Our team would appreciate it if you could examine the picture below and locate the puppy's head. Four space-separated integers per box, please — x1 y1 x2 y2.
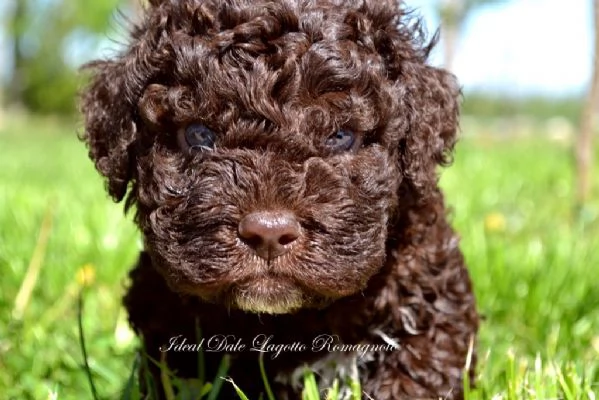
82 0 459 314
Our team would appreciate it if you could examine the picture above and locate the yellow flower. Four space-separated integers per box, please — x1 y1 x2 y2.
76 264 96 287
484 212 506 233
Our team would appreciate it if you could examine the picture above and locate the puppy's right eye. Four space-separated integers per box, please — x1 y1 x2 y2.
178 123 216 151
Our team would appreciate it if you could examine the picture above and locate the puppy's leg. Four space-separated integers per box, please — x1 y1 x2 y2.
123 253 204 398
123 252 275 399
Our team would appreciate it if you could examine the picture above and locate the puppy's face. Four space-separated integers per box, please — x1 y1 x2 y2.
82 0 459 314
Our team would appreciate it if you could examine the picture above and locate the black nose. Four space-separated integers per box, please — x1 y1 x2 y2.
238 211 301 261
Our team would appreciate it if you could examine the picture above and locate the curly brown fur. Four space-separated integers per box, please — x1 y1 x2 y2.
81 0 478 398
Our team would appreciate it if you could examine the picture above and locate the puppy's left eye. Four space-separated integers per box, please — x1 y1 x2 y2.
324 129 355 152
179 123 216 151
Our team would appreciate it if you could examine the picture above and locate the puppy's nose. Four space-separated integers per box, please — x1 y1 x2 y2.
238 211 301 261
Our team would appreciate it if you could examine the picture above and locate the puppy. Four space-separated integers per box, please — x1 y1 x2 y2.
82 0 479 398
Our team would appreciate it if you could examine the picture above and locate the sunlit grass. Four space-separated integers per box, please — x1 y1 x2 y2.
0 114 598 399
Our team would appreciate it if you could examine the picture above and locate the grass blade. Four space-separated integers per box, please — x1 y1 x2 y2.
12 203 53 320
259 348 275 400
207 354 231 400
77 287 100 400
223 377 250 400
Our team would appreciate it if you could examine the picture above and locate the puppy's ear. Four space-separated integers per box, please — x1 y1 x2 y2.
399 64 460 199
81 59 137 202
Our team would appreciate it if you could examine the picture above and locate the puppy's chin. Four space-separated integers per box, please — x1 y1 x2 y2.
230 277 306 314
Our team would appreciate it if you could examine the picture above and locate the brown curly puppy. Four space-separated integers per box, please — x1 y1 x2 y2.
82 0 479 398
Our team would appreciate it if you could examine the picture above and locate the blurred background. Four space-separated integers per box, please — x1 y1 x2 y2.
0 0 593 124
0 0 598 399
0 0 593 114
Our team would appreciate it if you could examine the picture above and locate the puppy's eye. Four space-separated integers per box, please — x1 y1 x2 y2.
324 129 355 152
180 123 216 151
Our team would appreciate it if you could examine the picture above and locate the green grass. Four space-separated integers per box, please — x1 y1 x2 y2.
0 114 598 399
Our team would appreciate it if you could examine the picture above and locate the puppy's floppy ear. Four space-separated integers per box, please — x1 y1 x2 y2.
81 59 137 202
81 4 171 202
399 64 460 199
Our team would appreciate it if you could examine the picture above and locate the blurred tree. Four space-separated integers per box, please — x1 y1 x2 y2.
576 0 598 212
7 0 26 108
6 0 124 115
438 0 506 71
